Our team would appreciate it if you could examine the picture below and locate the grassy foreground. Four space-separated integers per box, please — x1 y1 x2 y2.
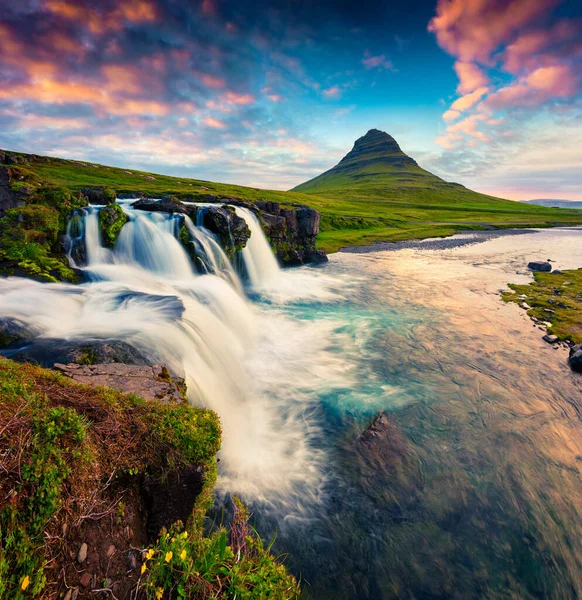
0 357 299 599
3 149 582 255
503 269 582 344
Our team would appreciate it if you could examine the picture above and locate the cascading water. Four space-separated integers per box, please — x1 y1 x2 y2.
234 206 281 288
0 200 348 515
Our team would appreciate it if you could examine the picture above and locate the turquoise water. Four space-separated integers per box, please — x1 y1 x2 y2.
246 229 582 599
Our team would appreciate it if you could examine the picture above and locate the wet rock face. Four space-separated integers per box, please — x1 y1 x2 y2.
255 201 327 266
0 166 26 213
6 339 149 368
132 198 188 214
200 205 251 257
54 363 186 403
82 186 116 205
99 204 128 247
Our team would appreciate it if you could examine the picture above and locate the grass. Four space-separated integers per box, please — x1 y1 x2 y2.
0 357 298 599
502 269 582 344
3 149 582 255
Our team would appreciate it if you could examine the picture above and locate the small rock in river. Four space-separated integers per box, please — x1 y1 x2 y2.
528 261 552 272
77 543 87 564
543 334 559 344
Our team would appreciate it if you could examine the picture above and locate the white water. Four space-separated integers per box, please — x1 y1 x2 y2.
234 206 281 289
0 201 352 514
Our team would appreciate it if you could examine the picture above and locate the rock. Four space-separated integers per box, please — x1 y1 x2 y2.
521 302 531 309
79 572 92 587
0 166 26 214
0 317 40 348
569 344 582 357
569 350 582 373
81 186 116 204
8 339 149 368
77 543 88 563
552 270 563 274
548 298 556 304
132 198 188 214
199 205 251 257
128 552 137 571
557 302 567 309
54 363 186 402
543 334 559 344
528 261 551 272
99 204 128 248
106 544 116 557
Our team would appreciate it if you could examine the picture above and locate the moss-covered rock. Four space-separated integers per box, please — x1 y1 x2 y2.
98 204 128 248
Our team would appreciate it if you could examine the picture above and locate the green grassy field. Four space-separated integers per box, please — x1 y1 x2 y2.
4 145 582 254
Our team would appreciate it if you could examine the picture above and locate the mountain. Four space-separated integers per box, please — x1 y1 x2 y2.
291 129 502 204
522 199 582 209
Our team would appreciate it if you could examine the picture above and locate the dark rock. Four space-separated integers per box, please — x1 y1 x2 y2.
552 269 563 274
569 344 582 358
141 465 204 540
528 261 552 272
0 166 26 213
0 318 40 348
542 334 559 343
81 186 116 205
6 338 149 367
54 363 186 402
132 198 188 214
548 298 556 304
200 205 251 257
569 350 582 373
99 204 128 248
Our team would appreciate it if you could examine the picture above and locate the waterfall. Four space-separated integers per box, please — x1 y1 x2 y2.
0 200 331 513
234 207 281 288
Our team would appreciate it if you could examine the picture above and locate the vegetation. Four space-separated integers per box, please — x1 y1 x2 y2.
503 269 582 343
99 203 129 247
3 148 582 254
0 358 297 598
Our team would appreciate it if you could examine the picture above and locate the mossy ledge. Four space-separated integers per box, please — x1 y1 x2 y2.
0 357 299 599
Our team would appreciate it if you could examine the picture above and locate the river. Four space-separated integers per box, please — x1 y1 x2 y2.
2 207 582 598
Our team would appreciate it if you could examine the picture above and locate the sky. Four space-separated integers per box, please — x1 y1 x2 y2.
0 0 581 200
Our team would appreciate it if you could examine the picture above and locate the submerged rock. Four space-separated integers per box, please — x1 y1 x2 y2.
528 261 552 272
54 363 186 403
199 205 251 257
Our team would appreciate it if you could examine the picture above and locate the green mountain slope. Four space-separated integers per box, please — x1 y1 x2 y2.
2 140 582 256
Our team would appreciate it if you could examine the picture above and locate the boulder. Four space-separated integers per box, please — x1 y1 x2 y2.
81 186 116 205
132 198 188 214
54 363 186 403
0 318 40 348
200 205 251 257
7 339 149 367
99 204 128 247
528 261 551 272
569 349 582 373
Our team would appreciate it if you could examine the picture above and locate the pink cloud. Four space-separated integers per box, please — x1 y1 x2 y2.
204 116 226 129
443 109 462 122
454 61 489 94
222 91 255 105
322 86 341 99
202 74 226 89
362 53 394 71
450 86 488 112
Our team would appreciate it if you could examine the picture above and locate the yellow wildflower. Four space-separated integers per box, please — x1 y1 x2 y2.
141 563 147 574
180 549 187 560
171 537 175 542
182 531 188 539
146 548 154 560
165 551 173 563
156 588 163 600
21 576 30 590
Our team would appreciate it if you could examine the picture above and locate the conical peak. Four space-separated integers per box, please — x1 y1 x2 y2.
337 128 415 169
352 129 403 154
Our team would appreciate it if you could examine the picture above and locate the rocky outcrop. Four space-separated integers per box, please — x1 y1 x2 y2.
254 201 327 265
198 205 251 258
132 198 189 214
54 363 186 402
99 204 128 247
0 166 26 214
82 186 116 204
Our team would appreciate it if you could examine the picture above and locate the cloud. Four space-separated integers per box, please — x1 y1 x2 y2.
322 86 342 99
362 52 394 71
429 0 582 154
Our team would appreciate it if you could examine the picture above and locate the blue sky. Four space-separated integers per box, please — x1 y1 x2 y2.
0 0 581 199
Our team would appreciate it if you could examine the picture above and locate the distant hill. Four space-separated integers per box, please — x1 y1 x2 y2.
291 129 506 205
522 199 582 209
